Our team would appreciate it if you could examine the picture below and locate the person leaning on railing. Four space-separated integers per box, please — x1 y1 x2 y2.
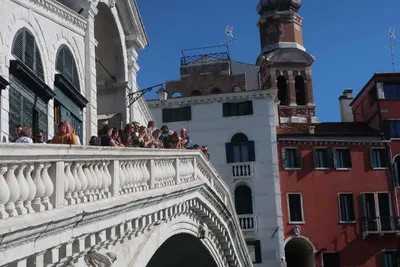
51 121 79 145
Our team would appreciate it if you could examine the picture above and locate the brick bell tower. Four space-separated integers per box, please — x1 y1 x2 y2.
256 0 318 124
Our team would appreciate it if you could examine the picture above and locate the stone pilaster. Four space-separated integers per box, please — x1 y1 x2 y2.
305 68 314 105
84 3 99 139
269 68 277 90
126 43 140 124
287 70 296 106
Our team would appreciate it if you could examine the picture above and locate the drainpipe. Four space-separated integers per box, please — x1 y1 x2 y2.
386 142 400 218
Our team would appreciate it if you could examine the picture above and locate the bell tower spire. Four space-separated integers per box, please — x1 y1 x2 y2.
256 0 318 124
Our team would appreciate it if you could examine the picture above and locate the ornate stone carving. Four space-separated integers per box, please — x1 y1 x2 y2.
293 225 301 236
108 0 116 8
84 250 117 267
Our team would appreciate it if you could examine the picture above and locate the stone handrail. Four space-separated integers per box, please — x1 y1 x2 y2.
0 144 251 266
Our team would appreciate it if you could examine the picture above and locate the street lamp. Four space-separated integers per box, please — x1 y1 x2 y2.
127 83 166 108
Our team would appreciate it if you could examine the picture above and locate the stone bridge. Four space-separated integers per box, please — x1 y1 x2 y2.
0 144 252 267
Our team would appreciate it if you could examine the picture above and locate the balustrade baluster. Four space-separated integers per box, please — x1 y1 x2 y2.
0 165 10 219
77 163 88 202
32 163 45 212
124 161 132 193
15 164 28 215
97 162 106 199
5 163 19 217
104 161 112 197
142 161 150 191
41 163 54 210
82 162 94 202
24 164 35 214
135 161 142 191
119 161 126 194
64 163 75 205
89 161 99 200
132 161 139 191
93 162 103 199
63 163 69 206
71 163 81 204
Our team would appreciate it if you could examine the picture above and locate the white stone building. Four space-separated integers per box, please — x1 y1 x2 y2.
147 51 285 267
0 0 153 144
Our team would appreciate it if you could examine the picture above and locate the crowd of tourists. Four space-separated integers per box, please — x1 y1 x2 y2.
10 121 210 159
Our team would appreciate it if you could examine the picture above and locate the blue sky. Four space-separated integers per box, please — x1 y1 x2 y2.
136 0 400 122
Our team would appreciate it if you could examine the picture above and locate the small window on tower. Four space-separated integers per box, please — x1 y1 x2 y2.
277 76 288 105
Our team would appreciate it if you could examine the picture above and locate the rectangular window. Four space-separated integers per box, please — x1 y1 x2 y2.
382 251 400 267
370 148 388 169
361 192 393 232
383 83 400 99
288 193 304 223
246 240 262 264
322 252 340 267
338 194 355 222
282 148 302 169
384 120 400 139
162 106 191 123
223 101 253 117
314 148 330 168
333 148 352 169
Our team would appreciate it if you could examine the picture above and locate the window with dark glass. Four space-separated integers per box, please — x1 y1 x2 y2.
282 148 302 169
333 148 352 169
361 192 392 232
162 106 191 123
384 120 400 139
277 76 288 105
226 133 255 163
370 148 388 168
246 240 262 264
383 83 400 99
288 193 303 222
56 46 80 91
223 101 253 117
338 194 355 222
314 148 330 168
382 251 400 267
322 252 340 267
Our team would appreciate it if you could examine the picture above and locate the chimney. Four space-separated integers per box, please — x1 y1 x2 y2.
339 89 354 122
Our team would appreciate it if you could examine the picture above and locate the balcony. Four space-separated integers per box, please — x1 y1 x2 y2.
231 162 254 179
361 216 400 238
238 214 257 234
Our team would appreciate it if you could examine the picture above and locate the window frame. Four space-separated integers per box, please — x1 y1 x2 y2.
282 147 302 170
162 106 192 123
337 193 356 224
332 147 352 170
287 193 305 224
370 147 389 170
381 250 400 267
313 147 331 169
246 240 262 264
222 101 253 117
383 83 400 99
386 120 400 139
360 191 393 232
321 252 340 267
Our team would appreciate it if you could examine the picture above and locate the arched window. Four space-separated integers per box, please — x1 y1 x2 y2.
234 185 253 214
12 28 44 81
225 133 255 163
56 45 80 90
171 92 183 98
191 90 202 96
295 76 306 105
211 88 222 94
277 76 288 105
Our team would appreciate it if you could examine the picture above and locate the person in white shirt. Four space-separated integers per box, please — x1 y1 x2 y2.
15 127 33 143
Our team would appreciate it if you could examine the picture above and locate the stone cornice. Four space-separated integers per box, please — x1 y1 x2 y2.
147 89 278 108
24 0 87 31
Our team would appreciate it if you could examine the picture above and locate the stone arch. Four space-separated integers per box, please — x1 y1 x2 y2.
50 31 85 94
284 235 316 267
132 215 227 267
284 235 317 253
2 8 52 85
234 184 253 215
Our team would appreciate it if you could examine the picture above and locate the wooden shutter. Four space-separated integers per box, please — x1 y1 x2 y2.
281 148 287 169
223 103 230 117
35 45 44 81
345 149 352 168
326 148 333 168
247 141 256 162
245 101 253 115
225 143 234 163
56 47 64 72
24 31 35 70
313 148 318 168
183 106 191 121
162 109 170 123
13 31 24 61
295 148 302 168
254 240 262 263
394 162 399 187
383 120 391 139
332 148 338 168
370 148 376 169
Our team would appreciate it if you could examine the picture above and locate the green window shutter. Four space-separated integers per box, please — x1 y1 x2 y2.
225 143 234 163
327 148 333 168
56 46 80 91
247 141 256 162
246 101 253 115
35 45 44 81
24 30 35 70
281 148 287 169
345 149 352 168
56 48 64 73
332 148 338 168
223 103 230 117
383 120 391 139
394 162 399 187
295 148 302 168
13 31 24 61
370 148 376 169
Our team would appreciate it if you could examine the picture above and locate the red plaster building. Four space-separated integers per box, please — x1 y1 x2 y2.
256 1 400 267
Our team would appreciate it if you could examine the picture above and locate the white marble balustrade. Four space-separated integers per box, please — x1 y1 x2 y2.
0 144 228 221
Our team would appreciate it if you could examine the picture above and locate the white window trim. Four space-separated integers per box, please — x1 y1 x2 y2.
360 191 393 223
371 147 389 170
321 252 339 267
332 147 352 170
337 192 356 224
313 147 330 170
283 147 302 171
287 193 305 224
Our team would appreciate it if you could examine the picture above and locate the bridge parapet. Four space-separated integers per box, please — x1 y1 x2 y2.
0 144 252 267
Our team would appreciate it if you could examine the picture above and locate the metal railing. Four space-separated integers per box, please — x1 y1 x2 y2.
361 216 400 234
180 52 230 66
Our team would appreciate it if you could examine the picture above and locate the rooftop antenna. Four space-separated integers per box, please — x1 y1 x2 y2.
223 25 238 52
387 28 400 72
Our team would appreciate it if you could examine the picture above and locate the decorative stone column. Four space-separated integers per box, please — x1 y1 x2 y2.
305 68 314 105
126 41 140 124
84 3 99 140
287 70 296 106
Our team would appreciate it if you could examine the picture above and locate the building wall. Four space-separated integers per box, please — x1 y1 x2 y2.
231 62 260 91
148 91 285 267
278 140 398 267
